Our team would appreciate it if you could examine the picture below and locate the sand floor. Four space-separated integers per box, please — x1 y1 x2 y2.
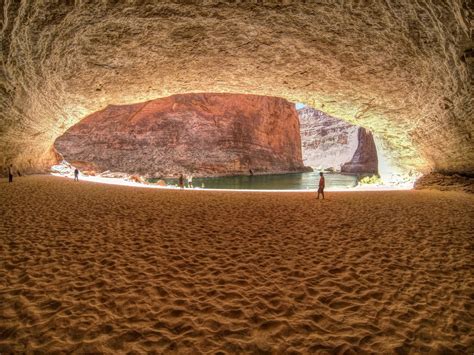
0 175 473 353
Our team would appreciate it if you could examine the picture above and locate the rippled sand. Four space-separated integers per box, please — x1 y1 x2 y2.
1 176 473 353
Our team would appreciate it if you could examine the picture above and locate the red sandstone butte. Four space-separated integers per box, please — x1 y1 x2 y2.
54 93 308 177
341 128 378 174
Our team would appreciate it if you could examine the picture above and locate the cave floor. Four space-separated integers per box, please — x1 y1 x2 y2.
1 176 473 353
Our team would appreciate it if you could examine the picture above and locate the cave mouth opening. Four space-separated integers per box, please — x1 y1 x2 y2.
52 92 413 191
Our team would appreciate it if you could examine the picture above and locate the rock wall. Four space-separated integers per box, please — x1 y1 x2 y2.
414 173 474 194
54 93 306 177
299 107 359 171
341 128 379 174
0 2 472 178
298 107 378 174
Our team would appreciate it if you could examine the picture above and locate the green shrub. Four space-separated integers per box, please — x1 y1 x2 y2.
359 175 382 185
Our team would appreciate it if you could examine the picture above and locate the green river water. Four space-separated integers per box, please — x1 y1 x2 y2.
149 172 358 190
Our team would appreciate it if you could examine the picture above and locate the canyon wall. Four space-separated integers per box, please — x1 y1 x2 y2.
54 94 306 177
298 107 378 174
341 128 378 174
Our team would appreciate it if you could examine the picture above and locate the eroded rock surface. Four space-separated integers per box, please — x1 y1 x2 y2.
341 128 378 175
299 107 378 174
0 1 472 177
299 107 358 170
414 173 474 193
54 93 306 177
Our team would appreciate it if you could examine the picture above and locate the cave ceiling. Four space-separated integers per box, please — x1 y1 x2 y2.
0 1 472 174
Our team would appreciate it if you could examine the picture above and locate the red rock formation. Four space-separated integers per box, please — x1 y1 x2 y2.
341 128 378 175
54 93 306 177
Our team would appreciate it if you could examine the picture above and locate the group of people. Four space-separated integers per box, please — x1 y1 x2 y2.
5 164 79 183
178 174 193 189
6 165 325 198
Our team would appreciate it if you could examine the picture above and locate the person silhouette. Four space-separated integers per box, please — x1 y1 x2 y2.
317 172 325 200
74 168 79 182
178 174 184 189
8 164 13 183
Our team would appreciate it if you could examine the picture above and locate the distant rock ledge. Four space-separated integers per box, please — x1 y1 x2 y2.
414 173 474 193
341 128 378 175
298 107 378 174
54 93 309 178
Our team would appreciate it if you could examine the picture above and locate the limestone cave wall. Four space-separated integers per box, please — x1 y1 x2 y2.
0 1 472 176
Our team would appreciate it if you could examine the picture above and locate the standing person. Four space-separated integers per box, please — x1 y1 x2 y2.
178 174 184 189
74 168 79 182
8 164 13 183
188 174 193 188
317 172 325 200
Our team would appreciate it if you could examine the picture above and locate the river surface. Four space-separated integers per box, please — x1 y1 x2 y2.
149 172 358 190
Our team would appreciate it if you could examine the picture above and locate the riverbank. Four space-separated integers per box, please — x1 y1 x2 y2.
1 175 472 353
52 172 414 192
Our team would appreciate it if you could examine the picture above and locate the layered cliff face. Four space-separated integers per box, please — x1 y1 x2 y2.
0 2 472 179
298 107 378 174
299 107 359 171
341 128 378 174
54 94 306 177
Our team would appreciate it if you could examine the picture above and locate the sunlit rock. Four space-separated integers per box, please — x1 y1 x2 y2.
299 107 358 170
128 175 146 184
54 93 307 177
298 107 377 174
341 128 378 175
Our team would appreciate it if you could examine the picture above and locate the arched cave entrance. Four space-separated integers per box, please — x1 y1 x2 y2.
1 2 471 187
51 93 404 189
